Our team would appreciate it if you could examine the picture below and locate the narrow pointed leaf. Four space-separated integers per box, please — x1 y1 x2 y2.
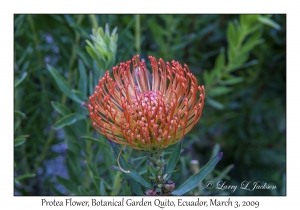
166 169 179 180
111 143 145 194
172 152 223 195
206 98 224 110
47 65 83 104
53 113 86 130
78 60 87 96
14 71 28 88
51 101 71 116
165 140 183 176
14 110 26 119
214 48 225 71
72 89 88 102
86 163 100 195
14 173 35 183
111 166 152 189
219 77 244 85
210 144 221 160
100 178 107 196
125 174 144 195
89 71 94 96
14 139 26 147
80 136 107 148
14 134 29 147
121 180 131 195
111 144 152 189
56 175 77 194
211 164 235 183
52 186 66 196
208 87 232 97
258 16 281 30
78 186 89 196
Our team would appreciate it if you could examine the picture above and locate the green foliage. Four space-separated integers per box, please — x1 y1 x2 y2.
172 152 223 195
14 14 285 196
86 24 118 71
165 140 183 177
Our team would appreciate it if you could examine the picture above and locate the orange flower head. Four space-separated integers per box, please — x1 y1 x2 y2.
89 55 205 151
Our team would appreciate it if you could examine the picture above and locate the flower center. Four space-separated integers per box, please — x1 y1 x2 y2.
121 89 179 149
129 90 169 122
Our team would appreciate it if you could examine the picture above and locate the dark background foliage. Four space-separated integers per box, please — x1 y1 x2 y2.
14 14 286 196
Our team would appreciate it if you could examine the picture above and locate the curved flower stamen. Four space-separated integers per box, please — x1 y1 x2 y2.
89 55 205 151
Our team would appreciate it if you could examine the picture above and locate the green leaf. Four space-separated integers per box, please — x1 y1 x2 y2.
210 143 221 160
203 71 212 88
124 173 144 195
80 136 107 148
51 101 71 116
14 173 35 183
86 46 98 62
72 89 88 102
206 98 224 110
165 140 183 176
56 175 77 194
66 150 83 185
14 134 29 147
14 110 26 119
111 144 152 189
166 169 179 180
86 163 99 178
89 71 94 96
97 135 116 179
129 156 148 162
64 127 82 155
247 24 261 34
240 30 263 54
148 164 157 177
211 164 235 183
47 65 83 104
52 186 66 196
121 180 132 195
214 48 225 72
86 163 101 195
100 178 107 196
75 46 91 69
14 71 28 88
240 14 259 27
111 26 118 36
53 113 86 130
78 186 89 196
172 152 223 196
14 121 20 132
227 22 238 49
208 86 232 97
239 15 248 30
258 16 281 30
239 60 259 70
111 166 152 189
78 60 87 96
219 77 244 85
235 53 249 67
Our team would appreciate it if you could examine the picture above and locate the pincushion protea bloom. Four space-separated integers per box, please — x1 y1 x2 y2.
89 55 205 151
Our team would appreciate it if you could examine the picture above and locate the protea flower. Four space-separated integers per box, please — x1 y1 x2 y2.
88 55 205 152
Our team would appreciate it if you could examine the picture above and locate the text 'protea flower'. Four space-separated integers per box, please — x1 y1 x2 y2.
89 55 205 151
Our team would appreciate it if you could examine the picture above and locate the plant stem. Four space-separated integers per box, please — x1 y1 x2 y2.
147 150 167 195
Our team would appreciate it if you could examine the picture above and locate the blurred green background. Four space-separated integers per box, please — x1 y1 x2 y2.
14 14 286 196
